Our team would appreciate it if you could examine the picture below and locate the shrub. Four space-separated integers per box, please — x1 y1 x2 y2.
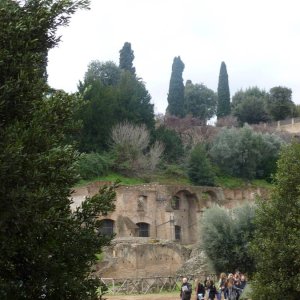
201 203 256 274
210 125 284 180
77 152 112 180
187 144 215 186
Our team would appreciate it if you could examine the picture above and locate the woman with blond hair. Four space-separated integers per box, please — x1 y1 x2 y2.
216 273 227 300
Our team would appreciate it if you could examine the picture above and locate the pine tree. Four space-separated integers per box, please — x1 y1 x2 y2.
217 61 231 119
167 56 185 117
119 42 136 75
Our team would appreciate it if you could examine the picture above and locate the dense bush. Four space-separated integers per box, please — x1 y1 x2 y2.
201 203 256 274
154 125 184 162
187 144 215 186
77 152 112 180
210 125 284 180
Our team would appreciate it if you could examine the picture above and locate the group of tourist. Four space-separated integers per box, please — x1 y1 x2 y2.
180 271 247 300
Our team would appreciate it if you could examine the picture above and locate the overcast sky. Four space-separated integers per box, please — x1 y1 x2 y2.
47 0 300 114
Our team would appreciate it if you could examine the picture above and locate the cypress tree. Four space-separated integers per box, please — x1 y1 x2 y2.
167 56 185 117
217 61 231 118
119 42 136 75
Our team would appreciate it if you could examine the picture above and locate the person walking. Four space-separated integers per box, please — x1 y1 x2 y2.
180 277 192 300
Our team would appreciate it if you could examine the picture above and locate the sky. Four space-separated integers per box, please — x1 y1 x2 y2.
47 0 300 114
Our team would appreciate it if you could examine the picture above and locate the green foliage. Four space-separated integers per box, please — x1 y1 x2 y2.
184 81 217 122
119 41 135 75
81 60 121 86
188 144 215 186
232 87 270 125
201 204 256 274
76 172 145 187
210 125 284 180
267 86 294 121
250 142 300 299
77 152 112 180
154 125 184 162
0 1 119 299
167 56 185 117
217 61 231 118
77 64 155 152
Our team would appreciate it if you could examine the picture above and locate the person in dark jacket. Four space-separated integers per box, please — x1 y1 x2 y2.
180 277 192 300
195 278 205 300
207 280 217 300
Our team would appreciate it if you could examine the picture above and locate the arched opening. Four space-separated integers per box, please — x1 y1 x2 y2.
136 222 150 237
99 219 114 236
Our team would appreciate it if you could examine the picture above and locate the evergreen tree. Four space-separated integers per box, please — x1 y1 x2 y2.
217 61 231 119
251 142 300 299
77 63 155 152
188 144 215 186
119 42 136 75
167 56 185 117
0 1 117 298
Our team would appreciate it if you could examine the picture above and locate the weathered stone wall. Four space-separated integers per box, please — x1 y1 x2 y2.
72 183 268 245
72 183 269 278
97 238 191 279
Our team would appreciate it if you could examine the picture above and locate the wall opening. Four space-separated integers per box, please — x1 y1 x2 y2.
99 219 114 237
175 225 181 241
136 222 150 237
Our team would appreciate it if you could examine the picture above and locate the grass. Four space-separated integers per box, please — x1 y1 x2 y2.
215 175 273 189
75 172 145 187
75 171 273 190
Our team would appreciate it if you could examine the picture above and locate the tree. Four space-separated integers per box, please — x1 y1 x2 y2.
184 80 217 123
154 125 184 163
187 144 215 186
267 86 294 120
82 60 121 86
251 142 300 299
232 87 270 125
201 204 256 274
119 42 135 75
0 1 117 298
110 122 164 176
167 56 185 117
210 125 284 180
217 61 231 119
77 61 155 152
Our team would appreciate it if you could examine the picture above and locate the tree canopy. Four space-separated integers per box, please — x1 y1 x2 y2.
267 86 294 121
0 1 118 298
184 80 217 123
251 142 300 299
77 60 155 152
119 41 136 75
232 87 270 125
167 56 185 117
217 61 231 119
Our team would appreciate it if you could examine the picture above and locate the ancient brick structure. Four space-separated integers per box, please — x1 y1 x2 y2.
72 183 266 244
72 183 267 278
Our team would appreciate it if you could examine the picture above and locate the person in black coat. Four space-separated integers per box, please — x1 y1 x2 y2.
195 279 205 299
207 280 217 300
180 277 192 300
